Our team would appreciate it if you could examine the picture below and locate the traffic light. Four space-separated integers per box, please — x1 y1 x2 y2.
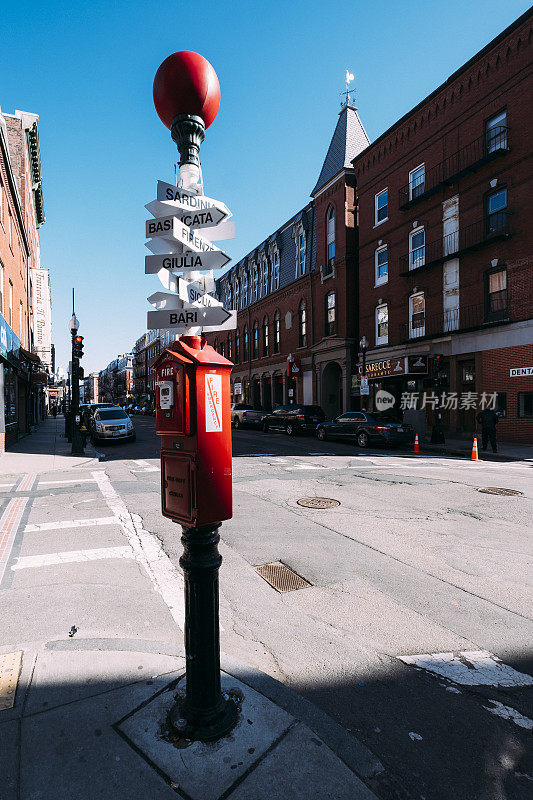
73 335 84 359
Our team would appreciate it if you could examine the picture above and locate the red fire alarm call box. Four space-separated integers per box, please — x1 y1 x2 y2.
154 335 233 528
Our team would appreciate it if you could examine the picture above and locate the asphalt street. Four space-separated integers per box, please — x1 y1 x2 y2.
2 415 532 800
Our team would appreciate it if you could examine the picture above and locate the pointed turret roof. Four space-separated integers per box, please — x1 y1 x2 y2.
311 104 370 196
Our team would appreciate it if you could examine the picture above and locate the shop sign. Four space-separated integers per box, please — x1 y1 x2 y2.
510 367 533 377
358 355 428 379
351 375 361 395
0 314 21 365
234 381 242 395
406 355 428 374
287 357 301 377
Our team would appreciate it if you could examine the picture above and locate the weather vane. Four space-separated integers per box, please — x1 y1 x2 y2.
341 69 355 107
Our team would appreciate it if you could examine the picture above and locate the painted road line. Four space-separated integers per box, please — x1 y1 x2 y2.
482 700 533 730
23 516 120 533
38 478 99 486
398 650 533 687
11 546 134 570
0 497 29 584
17 474 36 492
92 470 187 631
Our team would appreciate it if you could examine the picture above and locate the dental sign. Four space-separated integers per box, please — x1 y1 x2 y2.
144 180 237 333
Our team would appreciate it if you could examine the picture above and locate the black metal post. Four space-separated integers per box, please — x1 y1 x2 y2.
169 523 238 741
361 346 367 412
70 330 85 455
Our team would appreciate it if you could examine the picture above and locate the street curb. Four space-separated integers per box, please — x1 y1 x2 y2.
421 444 532 463
24 637 383 782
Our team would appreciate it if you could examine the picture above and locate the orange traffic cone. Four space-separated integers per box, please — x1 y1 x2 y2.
412 433 420 454
470 436 479 461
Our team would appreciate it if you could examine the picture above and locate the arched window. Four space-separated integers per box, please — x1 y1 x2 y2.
298 231 306 276
325 292 336 336
262 316 269 357
326 206 335 274
274 310 281 354
235 330 240 363
220 340 225 358
252 321 259 360
243 272 248 306
253 265 259 299
298 300 307 347
235 278 240 309
272 250 280 290
227 333 233 361
243 326 249 361
214 337 218 352
263 258 269 296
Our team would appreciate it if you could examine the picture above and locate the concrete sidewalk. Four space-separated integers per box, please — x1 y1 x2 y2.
422 435 533 462
0 442 382 800
0 415 98 474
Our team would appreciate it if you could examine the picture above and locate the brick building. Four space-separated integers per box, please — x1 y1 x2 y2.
207 102 369 420
0 108 46 449
353 9 533 442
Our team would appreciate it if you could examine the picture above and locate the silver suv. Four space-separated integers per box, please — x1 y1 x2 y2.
91 408 135 442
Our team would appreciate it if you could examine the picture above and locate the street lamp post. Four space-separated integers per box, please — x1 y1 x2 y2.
68 302 85 455
359 335 368 411
152 51 238 742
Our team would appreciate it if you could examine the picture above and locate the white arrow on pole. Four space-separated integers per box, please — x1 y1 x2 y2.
156 180 231 219
145 251 230 274
146 199 229 229
147 291 184 310
145 213 235 243
147 305 235 331
177 279 222 308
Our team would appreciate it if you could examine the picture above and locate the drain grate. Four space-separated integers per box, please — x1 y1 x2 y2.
478 487 524 496
297 497 340 509
254 562 311 593
0 651 22 711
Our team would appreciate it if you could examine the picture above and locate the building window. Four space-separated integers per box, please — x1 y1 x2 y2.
243 326 249 361
274 311 280 354
252 322 258 359
409 292 425 338
298 301 307 347
213 338 218 353
486 188 507 236
0 262 4 315
251 265 257 300
409 164 425 200
8 280 13 326
518 393 533 419
325 292 336 336
298 231 306 276
19 301 23 342
262 316 269 357
262 258 269 296
376 304 388 345
486 110 507 153
272 250 280 290
243 272 248 305
8 210 12 248
375 245 388 285
235 278 240 310
409 227 425 270
325 206 335 274
485 267 507 320
227 333 232 361
235 330 240 363
375 189 388 224
0 179 3 224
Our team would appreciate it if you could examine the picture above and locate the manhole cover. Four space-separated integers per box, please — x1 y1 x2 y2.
254 562 311 593
477 487 524 496
297 497 340 509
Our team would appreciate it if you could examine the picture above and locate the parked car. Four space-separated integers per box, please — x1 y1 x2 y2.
316 412 414 448
261 405 326 436
83 402 118 429
231 403 252 428
90 408 136 443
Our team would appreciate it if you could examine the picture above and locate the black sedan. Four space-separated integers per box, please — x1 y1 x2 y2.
316 412 415 448
262 404 326 436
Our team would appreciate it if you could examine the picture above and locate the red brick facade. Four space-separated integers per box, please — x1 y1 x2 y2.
352 10 532 442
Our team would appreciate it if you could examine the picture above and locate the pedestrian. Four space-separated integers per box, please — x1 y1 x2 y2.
476 407 499 453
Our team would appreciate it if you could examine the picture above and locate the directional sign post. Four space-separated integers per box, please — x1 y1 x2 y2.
147 305 234 331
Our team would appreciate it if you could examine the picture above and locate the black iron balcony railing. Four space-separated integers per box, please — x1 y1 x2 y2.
398 298 511 342
398 126 508 209
399 211 510 275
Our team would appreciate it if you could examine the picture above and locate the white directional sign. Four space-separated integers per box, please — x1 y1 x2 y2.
156 180 231 219
147 291 184 310
145 250 230 274
146 198 229 230
147 306 236 331
145 215 233 252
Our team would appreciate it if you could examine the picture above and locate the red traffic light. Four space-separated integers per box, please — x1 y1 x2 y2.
75 335 83 344
153 51 221 130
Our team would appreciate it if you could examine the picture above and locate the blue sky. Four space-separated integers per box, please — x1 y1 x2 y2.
1 0 529 374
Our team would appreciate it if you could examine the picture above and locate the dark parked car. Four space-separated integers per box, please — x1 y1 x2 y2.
316 412 414 448
262 405 326 436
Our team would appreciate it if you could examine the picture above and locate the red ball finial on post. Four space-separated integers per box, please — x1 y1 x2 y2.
153 51 220 187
